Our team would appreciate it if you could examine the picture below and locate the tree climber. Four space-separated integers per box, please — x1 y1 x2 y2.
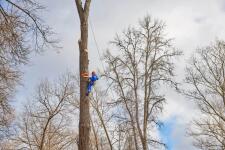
84 71 99 96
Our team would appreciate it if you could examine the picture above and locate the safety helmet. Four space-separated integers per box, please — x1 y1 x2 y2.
92 71 96 75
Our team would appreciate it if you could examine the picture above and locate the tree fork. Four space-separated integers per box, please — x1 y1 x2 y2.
74 0 91 150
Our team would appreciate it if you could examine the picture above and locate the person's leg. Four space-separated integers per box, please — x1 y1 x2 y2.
86 83 93 96
88 84 92 93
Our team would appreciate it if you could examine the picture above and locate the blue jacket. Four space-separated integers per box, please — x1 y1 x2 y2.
89 75 99 85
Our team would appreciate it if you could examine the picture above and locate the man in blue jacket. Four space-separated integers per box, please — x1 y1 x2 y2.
86 71 99 96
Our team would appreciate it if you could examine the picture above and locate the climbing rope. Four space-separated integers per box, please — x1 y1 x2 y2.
89 18 116 99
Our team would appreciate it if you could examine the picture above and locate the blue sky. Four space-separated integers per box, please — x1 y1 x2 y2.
13 0 225 149
159 116 197 150
159 118 176 150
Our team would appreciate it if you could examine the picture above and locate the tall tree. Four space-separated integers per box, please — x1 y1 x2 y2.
104 16 181 150
74 0 92 149
0 0 54 141
185 40 225 149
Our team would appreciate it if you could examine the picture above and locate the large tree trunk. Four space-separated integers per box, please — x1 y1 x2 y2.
78 19 90 150
74 0 91 150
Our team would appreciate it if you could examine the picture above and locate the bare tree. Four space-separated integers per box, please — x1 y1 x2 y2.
0 139 17 149
74 0 92 149
0 0 55 139
90 88 114 150
103 16 181 150
184 40 225 150
14 73 77 150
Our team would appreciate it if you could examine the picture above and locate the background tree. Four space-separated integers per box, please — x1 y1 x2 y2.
90 88 114 150
103 16 181 150
14 73 77 150
185 40 225 149
0 0 55 140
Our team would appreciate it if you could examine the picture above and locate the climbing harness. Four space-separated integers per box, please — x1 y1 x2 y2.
86 71 99 96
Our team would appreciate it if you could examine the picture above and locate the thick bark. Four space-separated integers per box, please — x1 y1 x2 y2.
78 20 90 150
74 0 91 150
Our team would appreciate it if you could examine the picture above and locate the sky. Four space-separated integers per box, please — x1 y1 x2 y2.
14 0 225 149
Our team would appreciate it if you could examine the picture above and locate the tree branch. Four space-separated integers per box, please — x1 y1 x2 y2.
5 0 47 41
74 0 84 19
84 0 91 18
